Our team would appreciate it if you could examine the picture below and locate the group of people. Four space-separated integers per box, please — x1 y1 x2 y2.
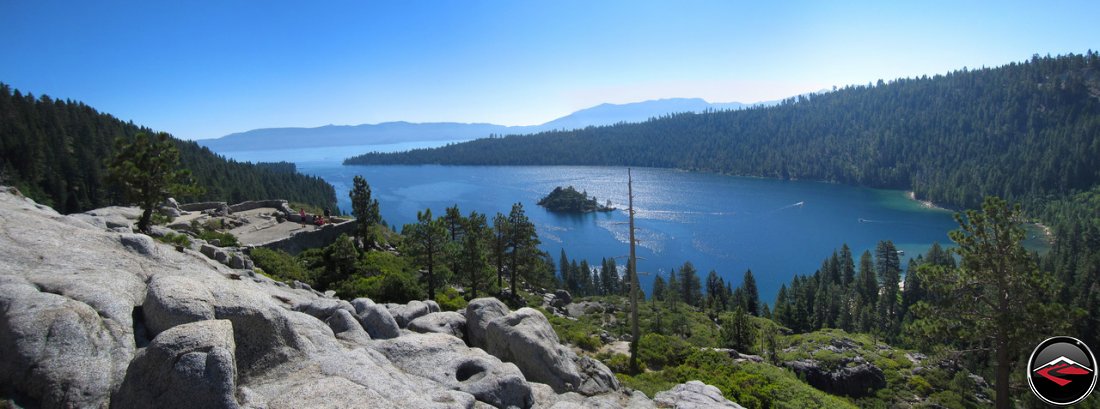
298 208 331 226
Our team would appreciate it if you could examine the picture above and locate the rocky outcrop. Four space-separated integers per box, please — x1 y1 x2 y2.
484 306 620 396
653 381 746 409
783 359 886 397
408 311 467 338
326 309 372 344
351 298 402 339
466 297 511 349
113 320 240 409
143 275 217 337
0 187 742 408
371 333 534 408
386 300 431 328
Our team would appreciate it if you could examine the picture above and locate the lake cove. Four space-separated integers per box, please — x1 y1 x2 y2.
220 147 958 303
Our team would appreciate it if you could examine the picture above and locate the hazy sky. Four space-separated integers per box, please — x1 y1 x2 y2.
1 1 1097 140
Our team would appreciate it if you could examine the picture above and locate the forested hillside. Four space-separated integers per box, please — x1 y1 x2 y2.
0 84 337 213
347 53 1100 213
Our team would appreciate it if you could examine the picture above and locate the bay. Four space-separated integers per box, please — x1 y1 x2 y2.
220 143 959 304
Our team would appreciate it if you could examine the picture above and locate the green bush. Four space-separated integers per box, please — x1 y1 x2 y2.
337 271 425 303
359 251 409 276
908 375 933 395
632 349 856 409
198 229 239 247
638 333 695 370
249 247 312 283
601 353 631 374
435 286 468 311
155 232 191 250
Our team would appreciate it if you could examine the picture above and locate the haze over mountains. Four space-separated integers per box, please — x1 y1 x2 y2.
198 98 771 152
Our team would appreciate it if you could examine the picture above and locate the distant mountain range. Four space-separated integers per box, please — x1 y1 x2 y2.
198 98 772 152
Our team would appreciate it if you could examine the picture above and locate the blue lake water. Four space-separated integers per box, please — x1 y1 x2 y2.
221 143 959 304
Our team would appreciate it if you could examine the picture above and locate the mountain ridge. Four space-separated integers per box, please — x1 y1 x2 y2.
198 98 770 152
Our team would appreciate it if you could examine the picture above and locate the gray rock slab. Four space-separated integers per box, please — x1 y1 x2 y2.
113 320 240 409
408 311 467 339
371 333 533 408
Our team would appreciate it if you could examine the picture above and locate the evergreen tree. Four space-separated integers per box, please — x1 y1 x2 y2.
705 270 723 311
652 274 666 301
678 261 703 309
722 307 757 353
840 244 856 286
599 258 618 296
491 212 510 290
875 240 902 334
774 284 791 326
559 249 572 291
899 255 924 325
855 250 879 332
666 270 681 308
402 209 448 299
570 260 581 294
579 260 592 295
107 132 201 231
911 197 1067 409
506 203 539 297
441 205 466 286
319 233 359 291
349 175 380 248
926 241 955 268
741 269 760 316
460 211 492 298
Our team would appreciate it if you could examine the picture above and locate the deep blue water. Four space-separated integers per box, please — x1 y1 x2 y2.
221 143 959 304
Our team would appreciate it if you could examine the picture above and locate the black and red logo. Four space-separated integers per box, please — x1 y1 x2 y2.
1027 336 1097 406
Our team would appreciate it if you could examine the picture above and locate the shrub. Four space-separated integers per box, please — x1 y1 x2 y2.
337 271 425 303
638 333 695 370
359 251 408 276
198 229 239 247
249 247 312 283
435 286 468 311
601 353 631 374
908 375 933 395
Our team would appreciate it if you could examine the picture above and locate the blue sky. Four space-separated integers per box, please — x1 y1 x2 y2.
1 1 1097 140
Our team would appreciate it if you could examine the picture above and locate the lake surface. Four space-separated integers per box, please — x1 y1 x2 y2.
221 143 960 304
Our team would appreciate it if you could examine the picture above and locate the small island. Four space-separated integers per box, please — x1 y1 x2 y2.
537 186 615 213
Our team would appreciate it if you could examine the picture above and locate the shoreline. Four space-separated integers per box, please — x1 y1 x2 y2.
906 191 950 211
1031 221 1054 242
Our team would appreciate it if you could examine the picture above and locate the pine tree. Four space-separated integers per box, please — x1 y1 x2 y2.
678 261 702 309
705 270 723 311
461 211 492 298
722 307 757 353
741 269 760 316
402 209 448 299
319 233 359 291
666 271 681 308
491 212 510 290
559 249 572 292
349 175 380 248
911 197 1067 409
599 258 618 296
774 284 791 326
899 256 924 324
855 250 879 332
875 240 901 334
107 132 202 232
579 260 592 296
652 274 666 301
506 203 538 297
840 244 856 286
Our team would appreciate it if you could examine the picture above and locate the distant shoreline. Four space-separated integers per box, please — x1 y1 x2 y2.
906 191 949 211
